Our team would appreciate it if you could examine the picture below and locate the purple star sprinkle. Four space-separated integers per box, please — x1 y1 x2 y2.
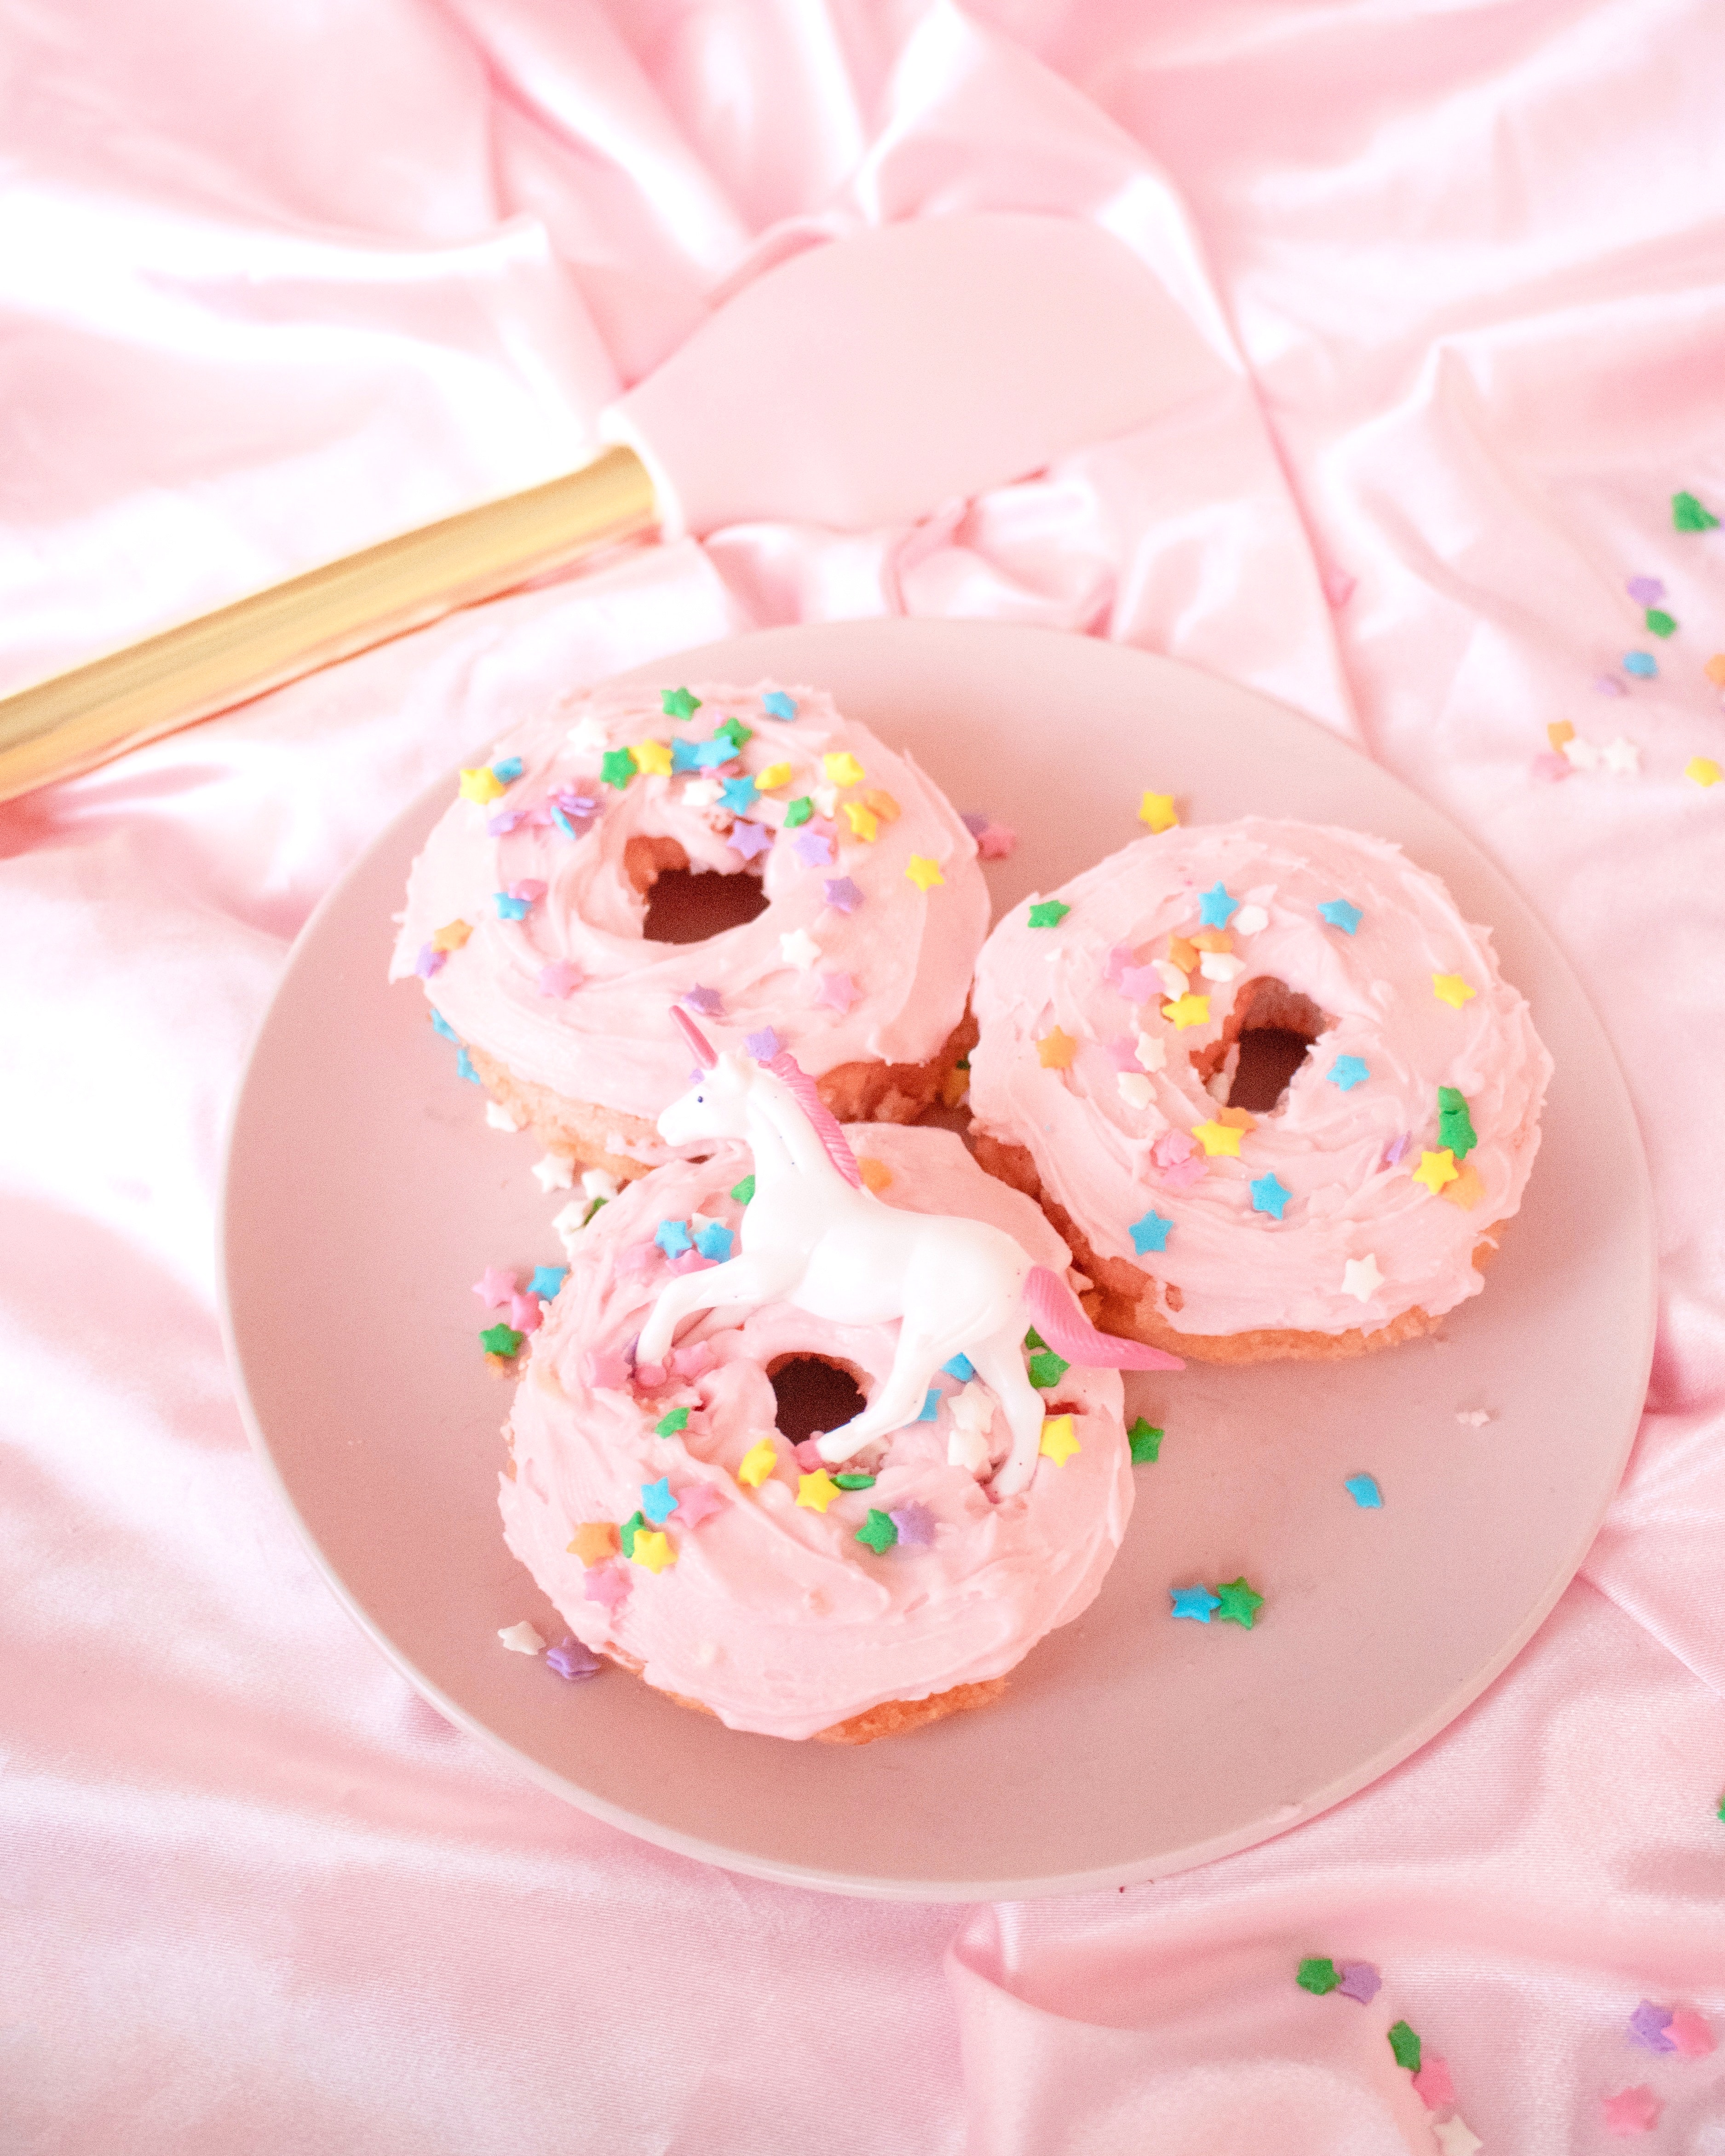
1628 2001 1676 2052
1337 1962 1381 2005
745 1026 782 1061
960 811 990 837
545 1636 602 1681
793 829 834 868
487 809 527 835
728 818 773 862
682 985 724 1018
1625 575 1665 605
889 1502 937 1547
823 876 863 913
1593 673 1628 697
415 943 446 979
1382 1132 1410 1168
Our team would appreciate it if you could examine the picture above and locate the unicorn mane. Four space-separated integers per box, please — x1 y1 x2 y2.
766 1051 862 1187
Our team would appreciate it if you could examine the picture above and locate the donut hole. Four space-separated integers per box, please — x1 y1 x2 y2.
628 833 770 944
1192 977 1333 1114
765 1354 868 1445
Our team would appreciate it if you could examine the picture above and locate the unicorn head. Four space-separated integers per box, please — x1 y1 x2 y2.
657 1007 758 1149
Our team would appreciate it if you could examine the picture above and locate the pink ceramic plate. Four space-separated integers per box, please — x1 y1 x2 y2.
220 619 1654 1900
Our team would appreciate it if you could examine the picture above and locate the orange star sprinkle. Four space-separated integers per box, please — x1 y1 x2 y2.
1432 974 1476 1009
1412 1148 1459 1194
1216 1105 1257 1133
796 1471 841 1512
1139 790 1178 834
843 801 880 842
1547 720 1575 751
1705 655 1725 687
631 1528 675 1573
1441 1161 1485 1210
864 788 901 822
1167 935 1199 972
1039 1415 1081 1465
823 751 866 788
737 1437 778 1488
631 739 673 776
905 855 945 891
1037 1027 1079 1069
1162 993 1211 1030
431 919 473 952
1191 1119 1243 1157
857 1156 893 1194
1190 929 1234 953
459 766 506 804
567 1522 620 1567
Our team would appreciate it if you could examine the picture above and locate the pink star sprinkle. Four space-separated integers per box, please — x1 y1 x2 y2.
1531 751 1572 782
510 1291 542 1334
1152 1128 1196 1167
670 1248 716 1276
537 960 582 998
1412 2057 1455 2109
674 1484 724 1529
581 1350 630 1390
1104 943 1135 987
1668 2006 1715 2057
507 879 547 904
977 823 1017 859
616 1241 658 1277
583 1564 629 1614
1161 1154 1206 1191
817 970 857 1013
1105 1036 1141 1069
671 1340 714 1379
473 1265 517 1308
1601 2087 1661 2134
793 1438 827 1470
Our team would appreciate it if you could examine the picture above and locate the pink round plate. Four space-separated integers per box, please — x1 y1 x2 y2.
220 618 1654 1900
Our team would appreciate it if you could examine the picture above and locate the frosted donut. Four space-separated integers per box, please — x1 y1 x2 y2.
391 681 987 1179
500 1123 1135 1743
968 818 1552 1361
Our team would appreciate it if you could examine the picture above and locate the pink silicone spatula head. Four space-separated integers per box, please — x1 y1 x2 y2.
603 214 1223 537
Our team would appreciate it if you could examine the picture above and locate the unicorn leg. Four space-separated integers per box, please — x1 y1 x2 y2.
965 1324 1048 1497
637 1253 793 1367
815 1330 946 1465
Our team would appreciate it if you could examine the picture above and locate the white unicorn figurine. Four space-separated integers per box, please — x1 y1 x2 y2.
635 1010 1182 1497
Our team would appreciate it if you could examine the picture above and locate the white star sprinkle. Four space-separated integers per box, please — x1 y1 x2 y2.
1342 1253 1383 1301
946 1382 995 1473
1152 958 1188 998
1455 1408 1493 1427
484 1100 522 1133
497 1622 545 1655
1561 734 1601 770
1118 1072 1153 1108
1199 951 1244 983
682 777 722 807
812 783 839 817
1601 735 1641 774
1135 1031 1166 1072
779 928 822 971
552 1201 589 1257
531 1153 575 1193
565 715 608 753
1231 903 1269 935
581 1167 621 1202
1432 2118 1483 2156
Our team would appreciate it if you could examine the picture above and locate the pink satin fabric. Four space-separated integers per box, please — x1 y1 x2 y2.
4 4 1724 2150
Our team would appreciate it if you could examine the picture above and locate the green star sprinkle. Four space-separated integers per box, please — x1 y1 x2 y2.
1645 607 1678 637
600 747 636 788
1214 1577 1265 1628
479 1323 523 1357
1673 490 1719 532
1297 1957 1341 1995
855 1509 898 1554
1387 2021 1422 2072
661 687 701 719
730 1173 756 1204
619 1510 646 1559
1024 1326 1047 1352
1027 1350 1070 1389
655 1407 689 1437
783 796 813 827
1437 1085 1477 1161
583 1196 609 1226
834 1473 876 1490
714 715 752 751
1027 899 1071 928
1127 1417 1163 1464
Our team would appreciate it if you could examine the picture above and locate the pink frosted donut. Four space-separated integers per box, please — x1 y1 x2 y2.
500 1123 1134 1743
391 681 987 1178
968 818 1552 1361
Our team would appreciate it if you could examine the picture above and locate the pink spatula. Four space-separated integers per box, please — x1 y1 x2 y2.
0 214 1219 802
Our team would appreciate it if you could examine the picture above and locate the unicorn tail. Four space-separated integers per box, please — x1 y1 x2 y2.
1023 1265 1185 1372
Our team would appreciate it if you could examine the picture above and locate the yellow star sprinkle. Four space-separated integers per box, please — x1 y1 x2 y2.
1039 1415 1081 1466
1687 756 1721 788
459 766 506 804
631 1528 675 1573
631 739 673 777
567 1522 619 1567
1432 973 1476 1008
1162 993 1211 1030
864 789 901 822
857 1156 893 1194
1191 1119 1243 1158
843 800 880 842
1036 1027 1078 1069
431 919 473 952
1441 1161 1485 1210
823 751 866 788
737 1437 778 1488
1412 1148 1459 1194
905 855 945 891
755 759 793 790
796 1471 841 1512
1139 790 1178 834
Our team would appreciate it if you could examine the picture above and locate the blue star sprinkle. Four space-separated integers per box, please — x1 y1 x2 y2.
640 1477 678 1525
1130 1210 1173 1255
1319 898 1363 935
1344 1474 1383 1508
694 1220 734 1261
941 1352 975 1381
1250 1173 1291 1220
455 1048 481 1085
431 1009 458 1042
670 737 703 773
529 1265 569 1299
719 774 759 815
762 691 797 720
1197 881 1240 928
1622 651 1658 678
692 736 736 769
654 1219 692 1258
1171 1584 1221 1622
914 1388 942 1422
490 757 523 783
493 891 531 921
1328 1055 1369 1091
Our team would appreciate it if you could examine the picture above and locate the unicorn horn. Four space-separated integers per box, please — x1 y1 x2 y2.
671 1006 718 1067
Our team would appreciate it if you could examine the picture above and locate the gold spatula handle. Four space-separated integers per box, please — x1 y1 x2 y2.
0 444 657 805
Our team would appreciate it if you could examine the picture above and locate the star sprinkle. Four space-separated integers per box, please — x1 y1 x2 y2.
823 875 862 912
1443 1166 1484 1214
510 1292 543 1334
855 1509 898 1553
682 984 724 1018
415 944 446 978
941 1352 975 1382
655 1407 690 1437
600 747 636 788
1196 882 1239 928
1171 1584 1219 1622
545 1636 601 1681
1215 1577 1264 1628
1669 2007 1716 2057
1432 974 1475 1008
1673 489 1719 530
1601 736 1641 774
796 1471 840 1512
1387 2020 1421 2072
654 1218 692 1257
807 971 857 1019
455 1047 482 1085
780 928 821 971
1139 790 1178 833
1191 1120 1242 1158
1687 757 1721 786
762 690 796 720
1341 1253 1383 1302
1037 1027 1078 1069
1199 951 1243 983
674 1483 723 1530
567 1522 619 1566
1622 651 1657 678
1344 1474 1383 1508
1600 2086 1661 2134
537 960 582 998
1129 1210 1173 1254
1162 993 1210 1030
1438 1086 1477 1159
1118 1073 1153 1108
888 1502 936 1547
1250 1173 1290 1220
833 1472 875 1490
1628 2001 1675 2052
1645 606 1680 639
1430 2121 1482 2156
719 774 759 816
662 687 701 719
473 1265 517 1308
694 1220 734 1260
1327 1055 1369 1092
1296 1957 1340 1995
1028 900 1070 928
584 1563 628 1614
1413 1149 1459 1195
460 766 507 804
431 919 473 952
1135 1031 1166 1072
1035 1416 1078 1465
1128 1418 1163 1464
857 1156 891 1193
1337 1961 1381 2005
479 1323 523 1357
1627 574 1665 603
640 1477 678 1525
783 795 813 826
1028 1349 1070 1389
841 801 879 842
912 1387 942 1423
1709 654 1725 686
497 1621 544 1654
1319 898 1362 934
670 737 703 774
493 890 532 921
737 1437 777 1488
631 1528 675 1573
822 750 864 788
631 739 673 777
484 1100 521 1132
905 855 944 891
1117 963 1162 1005
728 818 772 861
755 759 792 791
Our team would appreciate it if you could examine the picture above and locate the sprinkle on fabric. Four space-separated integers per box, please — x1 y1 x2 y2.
1328 1055 1368 1092
1431 2119 1483 2156
567 1522 619 1566
889 1501 936 1547
1250 1173 1291 1220
780 928 821 970
682 984 724 1018
729 818 772 861
431 919 473 952
631 1528 675 1573
1644 608 1677 638
473 1265 517 1308
1413 1149 1459 1195
783 795 813 827
1214 1577 1264 1628
737 1438 777 1488
1028 899 1070 928
1411 2055 1455 2107
655 1407 690 1437
640 1477 678 1525
1628 2001 1675 2052
842 800 879 842
654 1219 692 1257
762 690 797 720
1171 1584 1220 1622
1432 973 1476 1008
479 1323 523 1357
1028 1349 1070 1389
1669 2006 1716 2057
1037 1027 1078 1069
1337 1962 1381 2005
1387 2021 1422 2072
1622 651 1658 678
1673 489 1719 530
1128 1418 1163 1464
731 1173 757 1205
1345 1474 1383 1508
498 1621 545 1655
1191 1120 1242 1158
460 766 507 804
1162 992 1210 1030
1296 1958 1340 1995
1039 1416 1080 1464
823 875 863 912
1130 1209 1173 1255
856 1509 898 1553
1197 882 1240 928
1687 757 1721 786
796 1470 840 1512
1342 1253 1383 1301
1319 898 1363 934
1139 790 1179 833
857 1155 891 1193
694 1220 734 1260
1600 2087 1662 2134
662 687 701 718
545 1637 601 1681
905 855 944 891
1438 1086 1478 1159
455 1047 482 1085
719 774 759 815
538 960 582 998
